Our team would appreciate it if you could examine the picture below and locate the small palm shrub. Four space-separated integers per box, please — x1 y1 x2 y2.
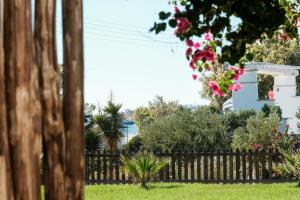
120 152 167 188
274 150 300 187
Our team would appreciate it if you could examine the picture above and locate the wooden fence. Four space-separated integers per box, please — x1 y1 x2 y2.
85 149 292 184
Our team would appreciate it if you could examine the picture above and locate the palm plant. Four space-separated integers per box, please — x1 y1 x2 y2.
274 150 300 187
120 152 167 188
95 101 125 152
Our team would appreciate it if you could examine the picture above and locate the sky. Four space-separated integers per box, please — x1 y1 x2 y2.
56 0 209 110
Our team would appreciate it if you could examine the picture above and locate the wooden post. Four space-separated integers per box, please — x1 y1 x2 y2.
63 0 84 198
254 150 260 181
236 149 240 180
109 152 113 181
177 151 182 180
268 148 273 180
242 149 247 180
190 150 195 181
171 151 176 180
165 150 170 181
216 150 221 181
103 150 107 181
203 150 208 181
115 152 120 181
0 0 14 198
209 151 214 180
229 149 233 181
248 149 253 181
223 150 227 181
184 151 188 181
34 0 66 198
197 152 201 181
4 0 42 199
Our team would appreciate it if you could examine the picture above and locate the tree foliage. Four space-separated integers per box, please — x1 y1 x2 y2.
133 96 179 131
151 0 297 64
95 101 126 152
84 103 103 151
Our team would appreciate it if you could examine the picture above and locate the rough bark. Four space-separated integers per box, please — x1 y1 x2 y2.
62 0 85 199
34 0 66 199
4 0 41 199
0 0 14 199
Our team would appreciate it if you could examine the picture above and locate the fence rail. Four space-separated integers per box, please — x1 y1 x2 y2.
85 149 292 184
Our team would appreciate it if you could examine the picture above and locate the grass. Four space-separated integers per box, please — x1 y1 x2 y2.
85 182 300 200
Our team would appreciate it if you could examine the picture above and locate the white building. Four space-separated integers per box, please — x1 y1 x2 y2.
223 62 300 134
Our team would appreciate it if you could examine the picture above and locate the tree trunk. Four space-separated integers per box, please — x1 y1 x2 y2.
0 0 14 199
4 0 41 199
34 0 66 199
62 0 85 199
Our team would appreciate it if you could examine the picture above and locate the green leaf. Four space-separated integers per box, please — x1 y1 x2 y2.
168 19 177 28
159 12 171 20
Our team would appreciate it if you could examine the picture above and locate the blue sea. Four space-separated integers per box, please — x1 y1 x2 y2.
123 121 137 136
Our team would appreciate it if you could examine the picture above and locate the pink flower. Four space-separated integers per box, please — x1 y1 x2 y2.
268 90 275 100
175 17 191 35
186 47 192 56
204 30 213 41
229 66 242 80
192 74 198 80
238 66 245 75
295 18 300 28
174 6 180 14
189 60 195 70
203 45 216 61
208 81 224 96
229 83 242 91
186 39 193 47
193 42 200 49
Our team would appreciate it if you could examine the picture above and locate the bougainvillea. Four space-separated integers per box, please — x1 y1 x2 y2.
152 0 299 97
173 5 245 96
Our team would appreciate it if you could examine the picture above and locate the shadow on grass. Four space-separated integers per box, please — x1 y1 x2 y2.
145 184 182 190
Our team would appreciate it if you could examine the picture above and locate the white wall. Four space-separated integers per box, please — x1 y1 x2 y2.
232 70 274 111
231 70 300 134
274 75 300 134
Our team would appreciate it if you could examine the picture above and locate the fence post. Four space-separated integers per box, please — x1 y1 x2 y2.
165 150 170 181
85 152 89 183
109 151 114 180
242 149 247 181
229 149 233 181
115 151 120 181
103 150 107 181
209 150 214 180
236 149 240 180
121 150 126 181
254 149 260 181
178 150 182 181
268 148 273 180
248 149 253 181
197 150 201 181
216 150 221 181
191 150 195 181
223 149 227 181
204 150 208 181
184 151 189 181
171 150 176 180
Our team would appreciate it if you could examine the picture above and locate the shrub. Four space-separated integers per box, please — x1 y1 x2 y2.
141 106 228 151
122 135 143 153
120 152 167 188
231 112 280 150
274 150 300 187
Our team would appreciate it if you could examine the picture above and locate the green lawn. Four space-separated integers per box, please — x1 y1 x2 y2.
85 182 300 200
